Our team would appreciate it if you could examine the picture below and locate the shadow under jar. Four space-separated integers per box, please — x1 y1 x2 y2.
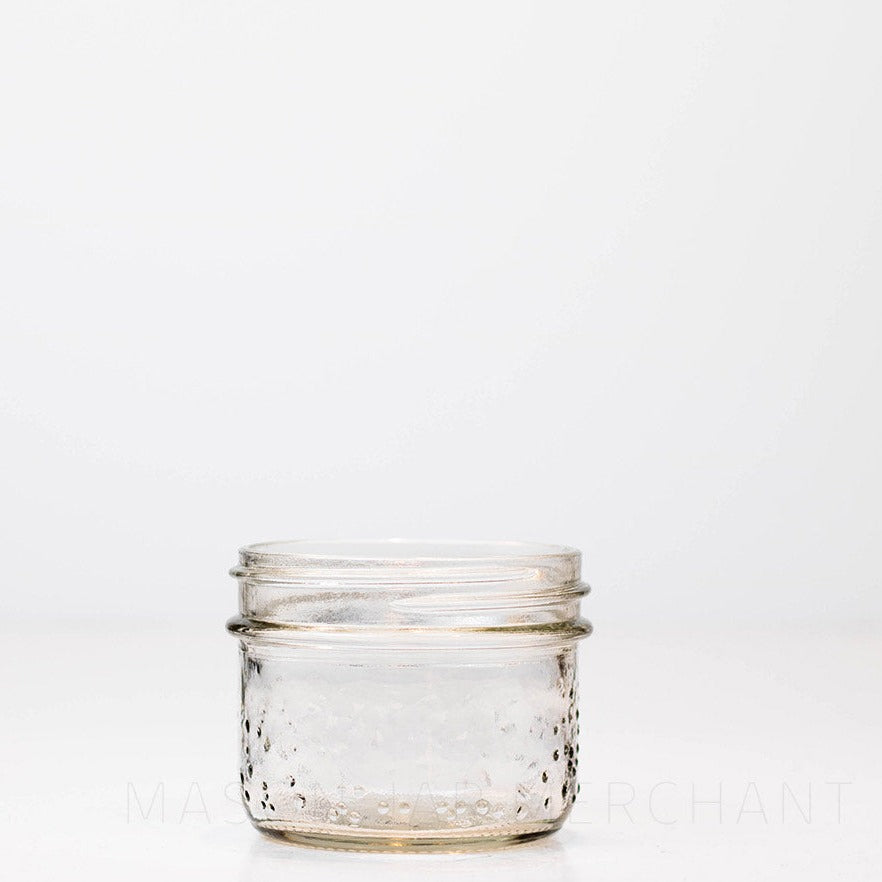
227 540 591 852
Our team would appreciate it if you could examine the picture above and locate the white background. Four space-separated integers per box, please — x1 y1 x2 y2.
1 2 880 879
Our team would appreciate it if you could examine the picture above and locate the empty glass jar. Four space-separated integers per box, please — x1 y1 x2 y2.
227 540 591 851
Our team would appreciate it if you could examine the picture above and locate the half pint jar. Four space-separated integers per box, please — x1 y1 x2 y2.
226 540 592 851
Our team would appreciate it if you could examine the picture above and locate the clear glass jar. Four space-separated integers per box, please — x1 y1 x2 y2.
227 540 591 851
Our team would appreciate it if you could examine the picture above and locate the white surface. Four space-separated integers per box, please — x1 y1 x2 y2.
3 622 879 879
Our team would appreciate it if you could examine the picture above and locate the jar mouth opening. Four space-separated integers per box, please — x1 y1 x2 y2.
238 539 579 569
231 540 588 637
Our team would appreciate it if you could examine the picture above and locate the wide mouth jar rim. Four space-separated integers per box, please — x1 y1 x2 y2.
237 538 580 569
229 539 589 646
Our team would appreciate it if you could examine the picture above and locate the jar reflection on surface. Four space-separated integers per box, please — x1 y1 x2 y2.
240 828 579 882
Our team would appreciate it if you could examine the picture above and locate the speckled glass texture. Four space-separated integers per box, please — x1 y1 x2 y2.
227 540 591 852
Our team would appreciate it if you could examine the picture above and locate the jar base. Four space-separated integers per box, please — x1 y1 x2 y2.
256 821 564 853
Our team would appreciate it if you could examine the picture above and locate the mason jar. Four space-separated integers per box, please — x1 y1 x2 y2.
227 540 591 851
